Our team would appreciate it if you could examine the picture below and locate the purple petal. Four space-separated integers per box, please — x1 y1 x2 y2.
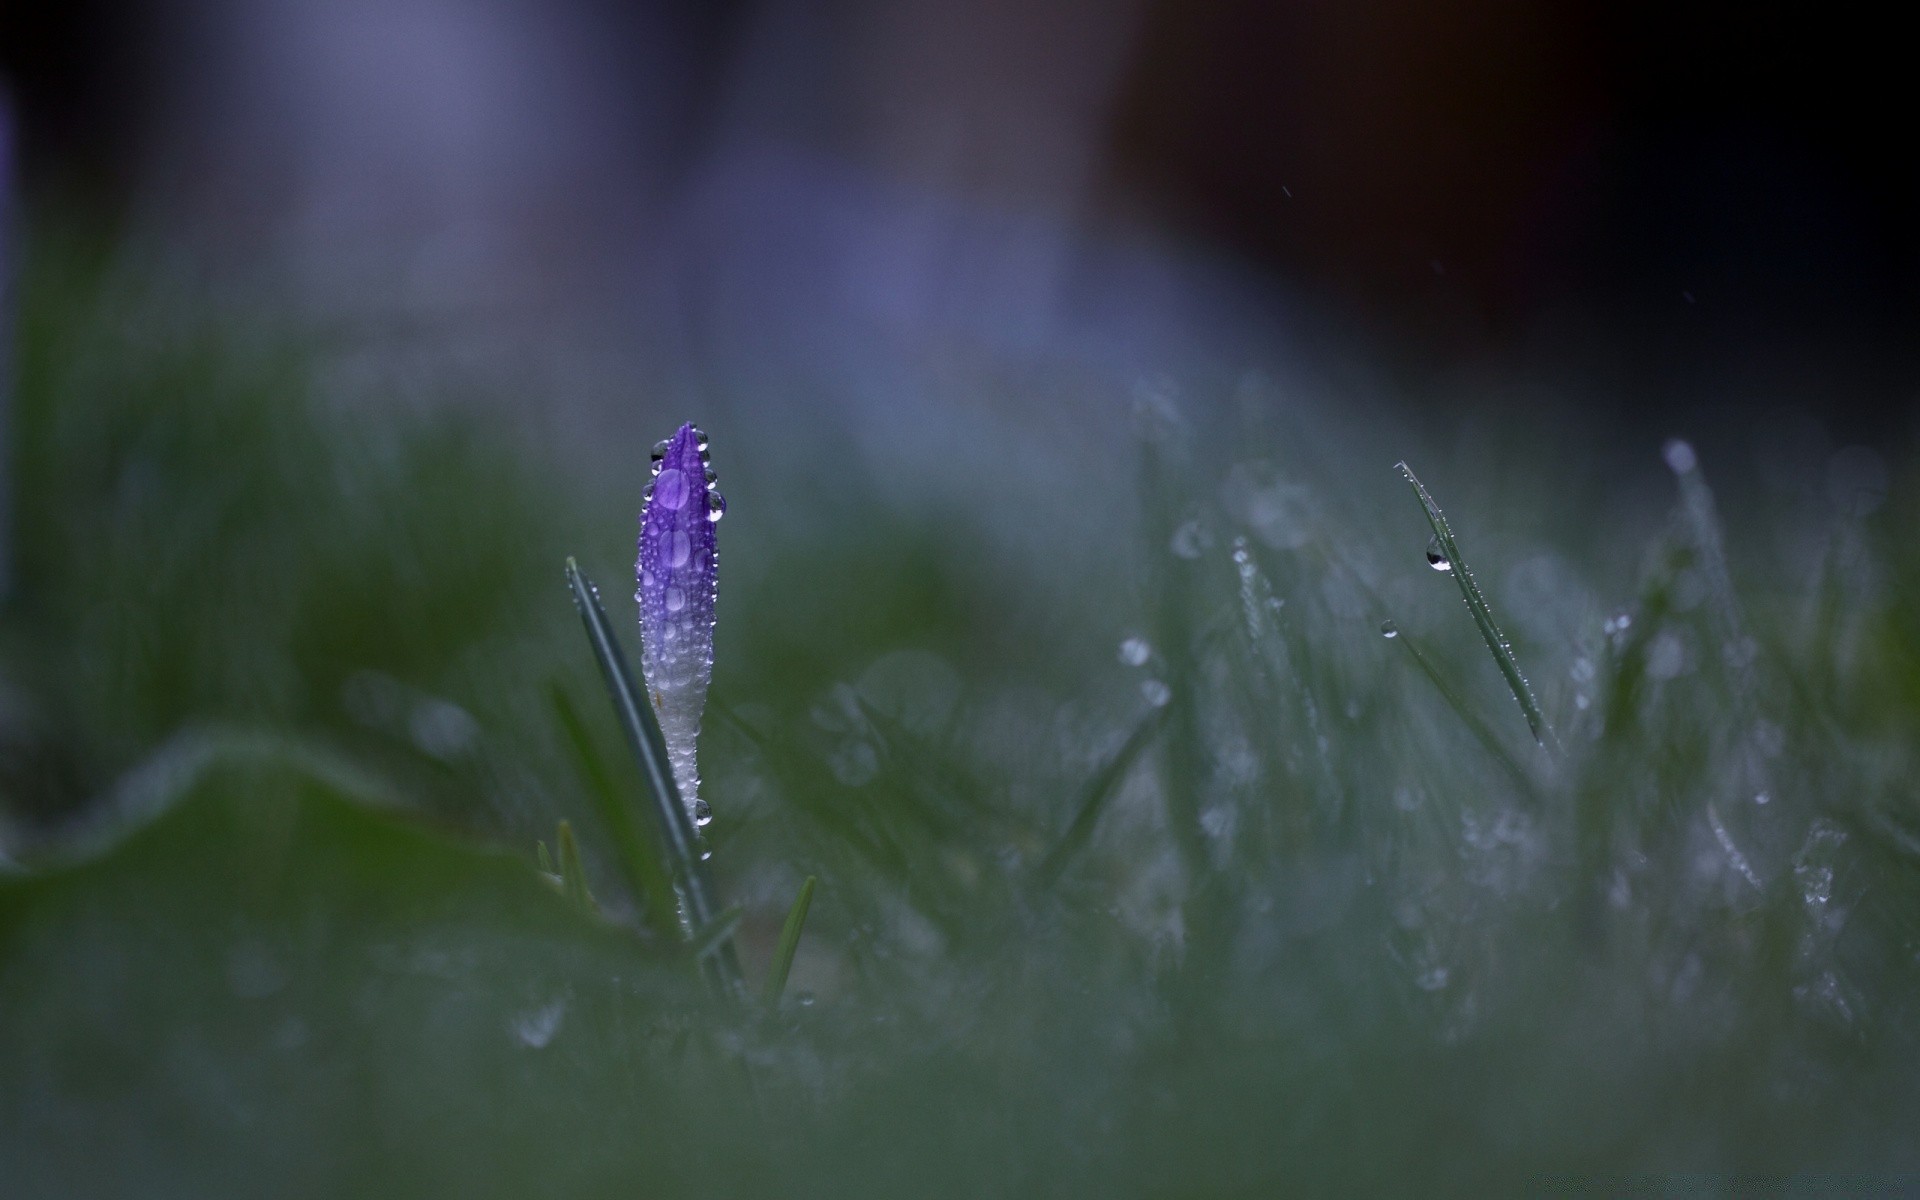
636 422 723 819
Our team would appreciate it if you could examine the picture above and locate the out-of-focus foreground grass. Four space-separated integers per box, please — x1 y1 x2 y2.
3 227 1920 1197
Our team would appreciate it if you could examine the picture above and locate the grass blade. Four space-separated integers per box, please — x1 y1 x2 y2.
764 875 817 1006
1396 462 1560 753
688 904 746 962
564 556 745 1001
1034 706 1167 889
548 682 679 937
554 819 594 913
1382 620 1537 801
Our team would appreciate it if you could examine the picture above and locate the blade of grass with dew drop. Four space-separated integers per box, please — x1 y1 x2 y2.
563 556 746 1002
1034 705 1167 889
555 819 595 913
1395 462 1561 753
764 875 817 1006
549 682 679 938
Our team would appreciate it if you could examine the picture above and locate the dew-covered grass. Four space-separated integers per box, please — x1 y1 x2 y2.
4 228 1920 1195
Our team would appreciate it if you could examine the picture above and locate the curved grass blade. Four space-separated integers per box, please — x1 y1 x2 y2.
1381 619 1537 802
764 875 817 1006
1395 462 1560 754
555 819 595 913
548 682 678 937
1034 705 1168 889
564 556 745 1001
689 904 745 962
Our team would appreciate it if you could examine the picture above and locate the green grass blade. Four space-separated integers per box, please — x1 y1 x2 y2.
536 839 555 877
563 556 745 1001
1396 462 1560 753
688 904 746 962
1034 706 1167 889
1382 620 1537 801
554 819 594 913
764 875 817 1006
548 683 679 937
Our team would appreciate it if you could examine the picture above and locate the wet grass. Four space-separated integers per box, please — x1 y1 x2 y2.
3 228 1920 1195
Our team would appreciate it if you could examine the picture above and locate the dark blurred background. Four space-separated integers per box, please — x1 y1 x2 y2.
2 0 1915 439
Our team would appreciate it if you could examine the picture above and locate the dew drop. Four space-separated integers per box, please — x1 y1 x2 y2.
692 799 713 828
665 586 686 613
650 460 663 477
691 426 710 453
654 468 691 511
706 491 727 522
641 570 655 589
704 466 718 486
668 530 691 568
651 439 670 461
642 481 654 503
1379 620 1398 639
1118 637 1152 666
1425 535 1452 572
1141 678 1172 707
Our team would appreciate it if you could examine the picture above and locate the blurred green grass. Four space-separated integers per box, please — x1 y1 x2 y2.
4 225 1920 1195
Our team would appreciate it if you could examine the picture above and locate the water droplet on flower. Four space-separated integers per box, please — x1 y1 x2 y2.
651 439 671 461
691 426 710 453
642 482 655 503
653 468 691 511
704 466 718 486
668 530 691 568
1169 519 1210 559
650 459 663 477
1425 535 1452 572
1141 679 1172 707
1118 637 1152 666
692 799 712 827
641 570 655 589
1379 620 1398 639
706 492 727 522
665 586 686 613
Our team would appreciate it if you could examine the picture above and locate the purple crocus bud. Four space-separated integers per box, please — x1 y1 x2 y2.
636 422 726 825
